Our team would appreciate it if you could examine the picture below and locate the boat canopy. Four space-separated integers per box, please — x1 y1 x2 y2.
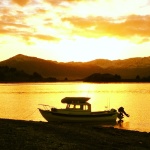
61 97 90 104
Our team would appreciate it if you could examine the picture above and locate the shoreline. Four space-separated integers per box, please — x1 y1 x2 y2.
0 118 150 149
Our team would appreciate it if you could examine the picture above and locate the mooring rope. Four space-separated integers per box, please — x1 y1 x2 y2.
22 109 38 120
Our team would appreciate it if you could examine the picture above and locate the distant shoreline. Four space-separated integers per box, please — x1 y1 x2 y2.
0 66 150 83
0 80 150 83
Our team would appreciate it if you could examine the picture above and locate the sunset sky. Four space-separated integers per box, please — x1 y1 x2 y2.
0 0 150 62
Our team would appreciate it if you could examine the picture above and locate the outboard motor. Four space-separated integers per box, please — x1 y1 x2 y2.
117 107 129 123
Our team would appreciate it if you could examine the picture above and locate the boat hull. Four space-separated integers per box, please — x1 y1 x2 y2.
38 109 118 123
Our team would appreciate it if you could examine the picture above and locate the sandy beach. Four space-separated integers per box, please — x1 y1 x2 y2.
0 118 150 150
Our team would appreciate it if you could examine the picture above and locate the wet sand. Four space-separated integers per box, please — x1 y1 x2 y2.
0 118 150 150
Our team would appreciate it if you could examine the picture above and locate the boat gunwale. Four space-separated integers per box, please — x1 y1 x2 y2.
38 108 117 118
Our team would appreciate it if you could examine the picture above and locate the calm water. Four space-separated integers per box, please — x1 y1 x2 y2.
0 82 150 132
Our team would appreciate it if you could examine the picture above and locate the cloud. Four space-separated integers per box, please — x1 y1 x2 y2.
44 0 85 6
137 37 150 44
17 32 60 45
1 0 150 45
32 34 60 41
0 21 29 34
0 12 59 43
11 0 31 6
44 0 64 5
45 0 82 3
62 15 150 42
0 8 30 35
110 15 150 38
0 23 60 43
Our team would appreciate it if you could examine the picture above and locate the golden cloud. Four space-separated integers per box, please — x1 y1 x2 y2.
12 0 31 6
62 15 150 41
33 34 60 41
44 0 63 5
44 0 84 5
1 0 150 45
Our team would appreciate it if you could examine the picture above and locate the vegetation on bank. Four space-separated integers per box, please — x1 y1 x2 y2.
83 73 150 82
0 66 57 82
0 66 150 82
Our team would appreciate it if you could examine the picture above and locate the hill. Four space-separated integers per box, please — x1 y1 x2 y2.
0 54 150 80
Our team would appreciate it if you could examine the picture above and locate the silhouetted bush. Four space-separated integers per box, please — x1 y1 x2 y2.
83 73 121 82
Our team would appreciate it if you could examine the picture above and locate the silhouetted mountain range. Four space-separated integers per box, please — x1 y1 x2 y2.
0 54 150 80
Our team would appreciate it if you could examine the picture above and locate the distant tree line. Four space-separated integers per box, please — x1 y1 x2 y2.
83 73 121 82
0 66 57 82
1 66 150 83
83 73 150 82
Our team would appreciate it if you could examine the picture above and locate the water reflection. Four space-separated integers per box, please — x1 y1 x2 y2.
0 82 150 132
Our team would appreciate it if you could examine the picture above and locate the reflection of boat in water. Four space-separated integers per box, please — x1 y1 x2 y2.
38 97 118 123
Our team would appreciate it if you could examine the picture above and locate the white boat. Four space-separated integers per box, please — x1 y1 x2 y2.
38 97 118 123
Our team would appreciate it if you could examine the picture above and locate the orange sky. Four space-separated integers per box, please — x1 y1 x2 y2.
0 0 150 62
